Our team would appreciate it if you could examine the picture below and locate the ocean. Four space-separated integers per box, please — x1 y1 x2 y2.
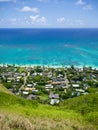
0 28 98 67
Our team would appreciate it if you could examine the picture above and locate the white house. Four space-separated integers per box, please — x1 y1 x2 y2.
45 84 53 89
50 99 59 105
23 91 29 95
72 84 80 88
27 84 33 88
75 89 85 93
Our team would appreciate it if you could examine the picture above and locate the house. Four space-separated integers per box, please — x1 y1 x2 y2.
72 84 80 88
16 76 21 82
24 87 35 91
77 92 80 96
75 89 85 93
49 92 59 99
27 94 38 100
33 83 37 86
52 81 61 85
17 76 21 79
32 72 37 77
47 72 52 78
72 91 75 96
7 77 13 80
83 84 90 89
62 85 70 89
50 99 59 105
16 79 20 82
27 67 31 72
15 92 19 95
38 73 43 76
82 92 89 95
45 84 53 89
49 94 59 99
22 91 29 95
7 80 11 83
55 85 62 89
21 73 26 77
7 77 13 82
32 89 38 93
58 75 64 80
27 84 33 88
8 88 13 92
52 77 57 82
47 80 52 84
58 74 64 77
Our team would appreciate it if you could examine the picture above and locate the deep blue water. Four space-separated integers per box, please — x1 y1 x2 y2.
0 28 98 67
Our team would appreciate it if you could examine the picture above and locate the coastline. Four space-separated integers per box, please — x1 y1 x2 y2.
0 63 98 70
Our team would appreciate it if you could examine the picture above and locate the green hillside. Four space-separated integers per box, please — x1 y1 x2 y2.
61 93 98 128
0 84 97 130
0 84 13 95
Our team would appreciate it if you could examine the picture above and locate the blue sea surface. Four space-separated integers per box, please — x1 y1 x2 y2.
0 28 98 67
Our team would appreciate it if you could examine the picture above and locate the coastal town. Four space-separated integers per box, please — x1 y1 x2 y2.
0 64 98 105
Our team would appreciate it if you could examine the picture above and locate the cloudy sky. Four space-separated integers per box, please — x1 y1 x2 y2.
0 0 98 28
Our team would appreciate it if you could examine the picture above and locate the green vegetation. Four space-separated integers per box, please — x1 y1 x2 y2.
3 82 13 89
0 84 13 95
60 93 98 129
0 84 98 130
86 87 98 93
0 65 98 129
1 65 98 103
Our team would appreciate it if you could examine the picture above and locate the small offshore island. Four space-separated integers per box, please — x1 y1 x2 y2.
0 64 98 105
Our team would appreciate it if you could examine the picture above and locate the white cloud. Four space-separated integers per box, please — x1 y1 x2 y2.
75 19 84 25
38 0 47 2
8 18 20 24
38 0 63 4
30 15 47 24
9 18 17 22
21 6 39 13
57 17 84 27
83 4 93 10
57 17 65 23
30 15 39 23
0 19 4 23
0 0 16 2
75 0 85 5
75 0 93 11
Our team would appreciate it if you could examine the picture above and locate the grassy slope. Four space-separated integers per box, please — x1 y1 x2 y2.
61 93 98 128
0 84 13 95
0 84 97 130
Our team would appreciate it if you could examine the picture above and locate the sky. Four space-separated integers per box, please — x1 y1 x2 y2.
0 0 98 28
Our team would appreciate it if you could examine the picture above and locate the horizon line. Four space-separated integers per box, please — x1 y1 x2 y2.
0 27 98 29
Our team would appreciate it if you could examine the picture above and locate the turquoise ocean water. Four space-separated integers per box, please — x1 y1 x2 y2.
0 28 98 67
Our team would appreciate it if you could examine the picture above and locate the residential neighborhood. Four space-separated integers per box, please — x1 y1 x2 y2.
0 64 98 105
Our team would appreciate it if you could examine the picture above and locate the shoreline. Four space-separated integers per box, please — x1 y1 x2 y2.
0 63 98 70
